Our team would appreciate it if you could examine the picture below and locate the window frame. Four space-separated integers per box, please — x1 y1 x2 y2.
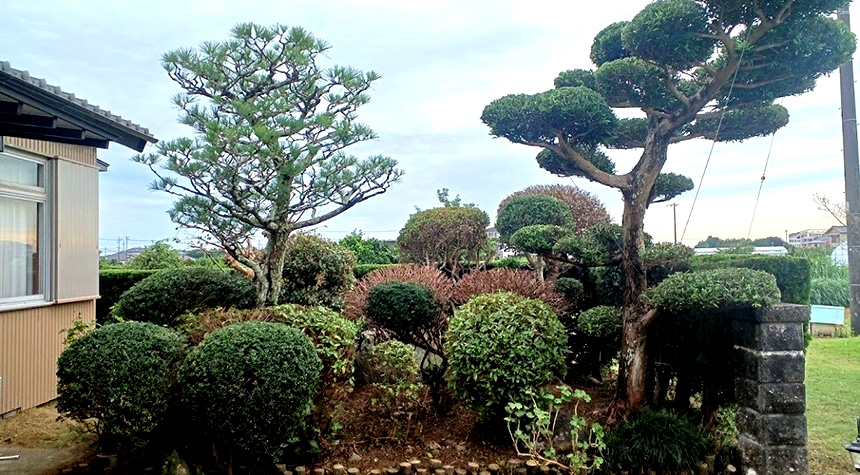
0 149 53 310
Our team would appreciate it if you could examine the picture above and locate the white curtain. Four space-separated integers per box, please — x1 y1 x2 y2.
0 196 39 299
0 155 39 187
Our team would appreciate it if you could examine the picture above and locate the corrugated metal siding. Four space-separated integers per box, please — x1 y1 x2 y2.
55 160 99 300
0 300 94 414
3 137 97 167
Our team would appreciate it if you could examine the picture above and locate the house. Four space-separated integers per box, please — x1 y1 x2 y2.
820 225 848 248
0 62 156 415
102 246 147 264
788 229 826 248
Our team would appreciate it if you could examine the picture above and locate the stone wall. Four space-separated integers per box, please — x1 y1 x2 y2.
732 304 810 475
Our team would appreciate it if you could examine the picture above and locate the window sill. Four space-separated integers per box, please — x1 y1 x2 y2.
0 299 54 313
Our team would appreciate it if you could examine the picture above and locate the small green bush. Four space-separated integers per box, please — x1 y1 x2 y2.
566 306 622 381
645 268 781 313
368 341 423 400
281 233 356 309
606 410 712 473
97 269 159 324
690 254 810 304
487 256 532 271
181 321 321 464
445 292 567 419
367 281 444 345
555 277 584 304
111 267 257 326
184 304 358 440
56 321 184 456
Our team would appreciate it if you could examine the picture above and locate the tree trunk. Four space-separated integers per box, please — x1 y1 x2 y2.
257 232 290 307
614 133 670 414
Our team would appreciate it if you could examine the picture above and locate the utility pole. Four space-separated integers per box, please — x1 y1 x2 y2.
669 203 679 244
837 8 860 335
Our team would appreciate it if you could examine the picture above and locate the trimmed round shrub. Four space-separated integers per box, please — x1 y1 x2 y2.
452 269 568 315
644 267 781 313
281 233 356 309
510 224 574 256
184 304 357 440
367 281 443 336
56 321 184 456
621 0 716 71
495 194 573 242
578 305 623 341
606 410 713 473
497 184 611 236
181 321 322 461
345 264 454 321
445 292 567 419
554 277 584 305
563 306 622 381
369 340 421 385
111 267 257 327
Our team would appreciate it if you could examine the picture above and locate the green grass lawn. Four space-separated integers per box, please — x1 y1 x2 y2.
807 337 860 474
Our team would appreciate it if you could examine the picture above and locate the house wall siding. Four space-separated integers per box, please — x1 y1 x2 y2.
56 159 99 300
3 136 97 167
0 300 95 415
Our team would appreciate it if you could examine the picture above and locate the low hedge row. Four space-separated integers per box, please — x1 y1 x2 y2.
690 254 811 304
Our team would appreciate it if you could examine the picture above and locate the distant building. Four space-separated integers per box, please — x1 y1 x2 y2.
102 247 146 264
485 226 513 258
831 242 849 266
788 229 826 248
693 246 788 256
820 225 848 248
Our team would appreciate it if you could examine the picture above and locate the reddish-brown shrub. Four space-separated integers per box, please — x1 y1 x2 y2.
497 184 611 235
344 265 455 321
452 269 568 314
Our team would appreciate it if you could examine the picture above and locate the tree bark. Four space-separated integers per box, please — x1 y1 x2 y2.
614 133 670 413
257 232 290 307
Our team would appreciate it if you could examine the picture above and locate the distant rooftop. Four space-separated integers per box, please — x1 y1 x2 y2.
0 61 157 152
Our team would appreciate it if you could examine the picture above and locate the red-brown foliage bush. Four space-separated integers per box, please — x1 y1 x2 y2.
344 264 455 321
452 269 568 314
497 184 611 235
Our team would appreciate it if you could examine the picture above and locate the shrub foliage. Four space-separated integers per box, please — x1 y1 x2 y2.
690 254 810 304
497 184 611 235
345 265 454 321
445 292 567 419
452 269 568 315
97 269 159 324
180 321 322 464
397 205 491 277
367 281 446 357
495 194 573 242
111 267 257 326
645 268 781 313
281 233 356 309
56 322 184 456
606 410 713 473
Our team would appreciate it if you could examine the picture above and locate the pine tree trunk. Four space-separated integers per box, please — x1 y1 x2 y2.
614 133 669 414
258 232 290 307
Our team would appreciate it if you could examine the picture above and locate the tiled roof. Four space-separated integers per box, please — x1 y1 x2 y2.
0 61 156 150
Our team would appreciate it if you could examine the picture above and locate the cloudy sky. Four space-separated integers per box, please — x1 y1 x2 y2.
1 0 852 253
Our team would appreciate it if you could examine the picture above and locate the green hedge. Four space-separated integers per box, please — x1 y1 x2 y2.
97 269 160 324
690 254 811 304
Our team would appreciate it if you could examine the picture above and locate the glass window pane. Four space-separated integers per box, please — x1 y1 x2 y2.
0 154 43 187
0 196 41 299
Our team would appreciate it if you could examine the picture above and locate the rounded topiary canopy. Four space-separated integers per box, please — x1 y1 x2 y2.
367 280 443 336
180 321 322 459
281 233 356 309
57 321 184 456
621 0 717 71
590 21 631 66
498 184 611 235
495 194 574 242
445 292 567 419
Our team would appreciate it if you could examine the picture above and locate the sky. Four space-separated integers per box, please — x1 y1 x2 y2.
0 0 853 254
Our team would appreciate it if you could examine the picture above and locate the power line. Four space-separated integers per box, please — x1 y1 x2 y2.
746 122 780 239
680 47 747 243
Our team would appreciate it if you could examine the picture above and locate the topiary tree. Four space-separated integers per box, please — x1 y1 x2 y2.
57 321 184 457
568 306 623 382
280 233 356 309
110 267 257 327
496 194 573 243
345 264 454 321
180 321 322 471
481 0 855 412
452 268 568 315
445 292 567 420
133 23 402 306
339 231 398 265
397 195 491 278
366 281 446 361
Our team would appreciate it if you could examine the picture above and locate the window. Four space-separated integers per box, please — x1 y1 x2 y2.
0 152 50 306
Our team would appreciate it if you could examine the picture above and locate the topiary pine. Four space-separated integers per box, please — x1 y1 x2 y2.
481 0 855 413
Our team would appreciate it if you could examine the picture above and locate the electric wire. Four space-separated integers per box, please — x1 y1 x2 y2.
746 118 780 239
680 48 746 243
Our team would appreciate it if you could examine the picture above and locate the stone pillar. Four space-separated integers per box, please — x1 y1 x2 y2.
732 304 810 475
